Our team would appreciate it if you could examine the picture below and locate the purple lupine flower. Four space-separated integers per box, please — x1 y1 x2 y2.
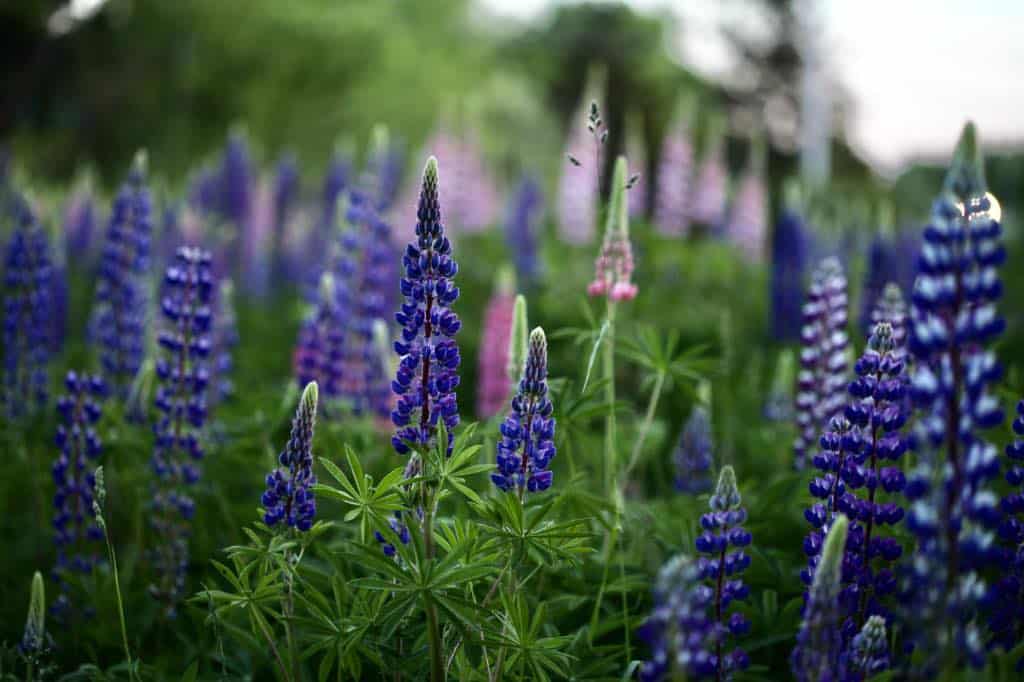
587 156 637 301
869 284 907 349
446 129 499 235
492 327 555 494
793 258 849 470
987 399 1024 659
654 102 695 237
335 192 397 418
362 125 404 214
219 130 253 231
208 279 238 410
859 232 900 335
294 272 345 402
770 199 811 342
241 176 274 298
305 146 351 296
93 156 153 400
792 515 849 681
50 371 106 619
390 157 461 456
149 246 215 615
674 404 713 494
558 96 604 245
262 381 319 531
504 175 543 287
725 141 766 262
476 277 516 420
269 153 300 288
844 615 890 678
802 322 907 658
627 114 647 219
638 554 716 681
902 124 1004 672
694 466 752 678
63 188 98 258
3 197 53 419
690 126 728 230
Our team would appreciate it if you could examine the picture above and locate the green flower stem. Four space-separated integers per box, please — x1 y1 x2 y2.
99 515 137 681
624 369 666 479
602 300 618 495
422 487 445 682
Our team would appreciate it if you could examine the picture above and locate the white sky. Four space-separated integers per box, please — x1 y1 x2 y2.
480 0 1024 173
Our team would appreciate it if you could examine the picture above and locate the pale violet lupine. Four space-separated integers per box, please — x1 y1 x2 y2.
654 97 696 237
726 137 767 262
690 118 729 230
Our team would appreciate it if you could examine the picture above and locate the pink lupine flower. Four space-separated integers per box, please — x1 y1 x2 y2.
654 99 696 236
476 272 516 419
726 161 767 262
588 156 637 302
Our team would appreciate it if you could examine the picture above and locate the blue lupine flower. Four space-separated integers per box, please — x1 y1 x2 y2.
988 400 1024 660
362 125 404 213
334 192 398 418
638 554 716 681
19 572 48 661
209 279 238 410
769 201 809 341
794 257 849 470
792 514 849 681
844 615 890 678
50 371 106 618
294 272 345 402
2 198 53 418
694 466 752 678
149 246 214 615
219 130 253 230
674 404 713 494
271 153 300 285
492 327 556 494
802 322 907 659
902 123 1004 672
859 232 900 335
869 283 907 350
93 156 153 400
262 381 319 531
504 176 544 287
390 157 461 456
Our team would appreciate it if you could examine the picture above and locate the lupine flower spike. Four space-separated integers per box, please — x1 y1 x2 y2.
654 94 696 237
801 321 907 661
558 67 606 245
19 571 48 668
93 152 153 401
764 349 795 423
507 294 529 389
2 197 54 418
674 383 714 494
476 268 517 419
770 180 811 342
726 135 767 262
209 279 238 410
294 272 345 402
587 156 638 301
638 554 715 681
262 381 319 530
690 116 728 231
504 176 543 286
51 371 106 619
903 123 1004 671
149 246 215 615
695 465 752 678
792 514 849 681
991 399 1024 658
391 156 462 457
793 258 849 470
493 327 556 495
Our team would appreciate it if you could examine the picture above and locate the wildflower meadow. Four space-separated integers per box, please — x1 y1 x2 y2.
3 2 1024 680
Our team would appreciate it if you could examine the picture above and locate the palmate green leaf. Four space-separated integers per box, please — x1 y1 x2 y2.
344 541 414 585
